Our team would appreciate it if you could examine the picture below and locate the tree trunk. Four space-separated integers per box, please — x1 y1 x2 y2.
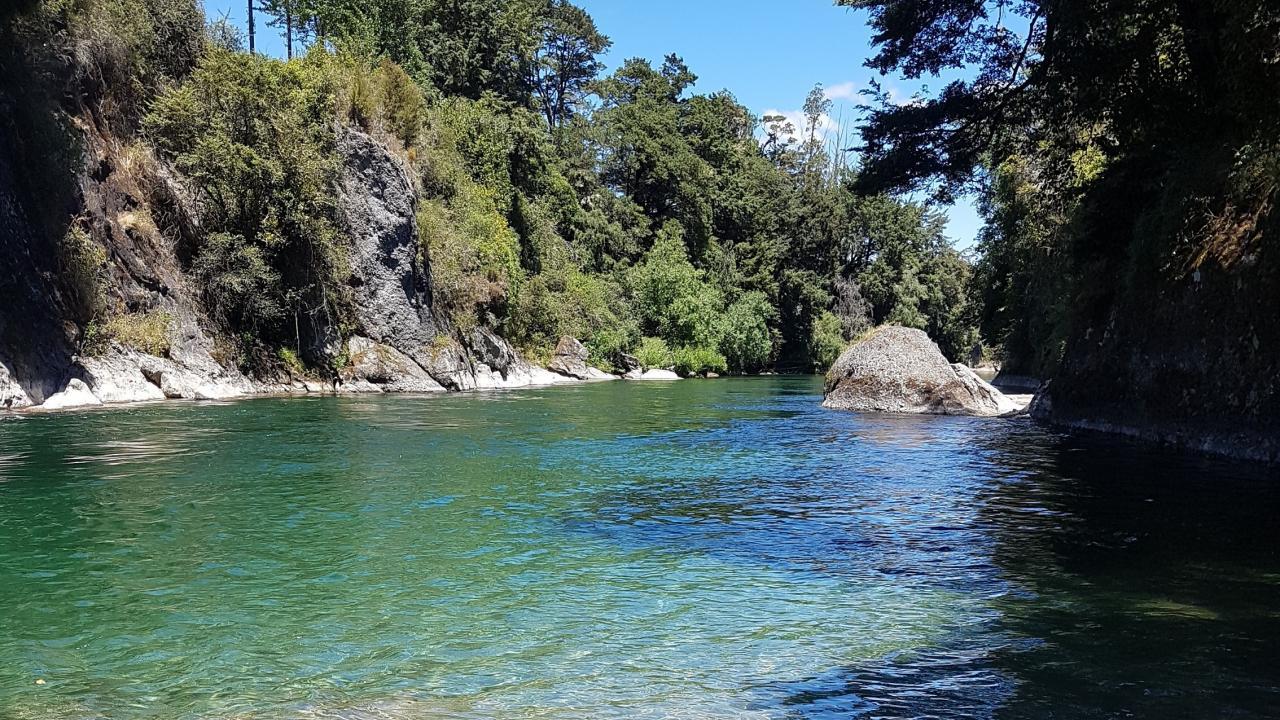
247 0 255 55
286 7 293 60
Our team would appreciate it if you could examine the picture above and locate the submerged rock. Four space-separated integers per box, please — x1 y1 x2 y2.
823 326 1025 417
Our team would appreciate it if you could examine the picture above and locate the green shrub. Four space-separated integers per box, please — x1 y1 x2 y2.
145 48 348 357
58 226 107 322
628 222 703 334
346 70 376 130
508 263 635 360
417 183 522 333
635 336 672 370
377 58 424 149
278 347 306 376
102 310 172 356
586 326 634 373
189 232 285 332
810 311 846 371
83 309 173 357
668 282 724 349
717 291 774 373
672 345 728 377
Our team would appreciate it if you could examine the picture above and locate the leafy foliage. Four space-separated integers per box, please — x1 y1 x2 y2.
845 0 1280 382
5 0 983 379
145 47 348 364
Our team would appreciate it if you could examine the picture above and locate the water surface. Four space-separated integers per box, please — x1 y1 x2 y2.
0 378 1277 718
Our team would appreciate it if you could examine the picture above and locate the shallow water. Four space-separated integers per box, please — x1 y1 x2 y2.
0 377 1277 719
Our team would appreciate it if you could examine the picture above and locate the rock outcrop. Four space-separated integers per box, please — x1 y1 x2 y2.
823 326 1026 417
336 126 439 366
40 379 102 411
340 336 445 393
0 356 32 410
1 118 613 414
547 336 590 379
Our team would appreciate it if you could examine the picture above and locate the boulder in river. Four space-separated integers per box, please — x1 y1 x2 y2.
632 368 681 381
547 337 591 379
823 326 1026 417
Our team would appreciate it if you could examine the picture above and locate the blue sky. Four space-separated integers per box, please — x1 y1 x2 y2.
201 0 984 248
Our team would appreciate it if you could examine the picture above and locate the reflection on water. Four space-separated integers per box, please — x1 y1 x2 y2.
0 378 1277 719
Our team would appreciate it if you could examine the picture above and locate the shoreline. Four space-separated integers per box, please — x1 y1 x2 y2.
2 357 695 416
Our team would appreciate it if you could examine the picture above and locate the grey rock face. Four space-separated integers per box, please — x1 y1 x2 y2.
823 326 1023 417
336 126 438 362
0 145 75 406
618 352 640 374
0 356 32 409
79 344 253 405
80 352 167 404
342 336 444 393
469 328 519 378
547 336 590 379
421 337 477 391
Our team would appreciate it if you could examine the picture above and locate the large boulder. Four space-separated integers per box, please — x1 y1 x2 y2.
632 368 681 381
823 326 1025 417
341 335 444 393
41 379 102 410
547 336 591 379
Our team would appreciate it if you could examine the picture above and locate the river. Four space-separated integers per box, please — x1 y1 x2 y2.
0 377 1276 718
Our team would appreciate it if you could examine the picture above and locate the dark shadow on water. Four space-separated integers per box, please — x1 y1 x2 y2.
749 642 1017 719
745 426 1280 719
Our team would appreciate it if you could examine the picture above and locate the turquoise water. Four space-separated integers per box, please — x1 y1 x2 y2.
0 378 1277 718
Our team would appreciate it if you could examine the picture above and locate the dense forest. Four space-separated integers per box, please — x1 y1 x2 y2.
0 0 979 381
842 0 1279 454
2 0 1277 454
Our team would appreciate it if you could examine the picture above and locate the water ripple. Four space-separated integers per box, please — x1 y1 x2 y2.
0 379 1277 719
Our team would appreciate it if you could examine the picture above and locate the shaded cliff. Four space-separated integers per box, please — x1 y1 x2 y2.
1032 245 1280 463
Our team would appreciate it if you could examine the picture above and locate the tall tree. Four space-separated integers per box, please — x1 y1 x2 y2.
259 0 305 59
529 0 609 131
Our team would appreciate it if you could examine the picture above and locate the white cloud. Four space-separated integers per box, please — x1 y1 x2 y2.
823 81 858 102
760 108 842 145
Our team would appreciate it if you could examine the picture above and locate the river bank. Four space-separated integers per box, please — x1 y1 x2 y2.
4 336 691 414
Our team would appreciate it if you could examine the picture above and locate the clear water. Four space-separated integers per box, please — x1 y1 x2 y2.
0 377 1277 719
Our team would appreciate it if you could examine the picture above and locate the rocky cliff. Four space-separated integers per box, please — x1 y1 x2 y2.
1032 254 1280 463
0 112 610 411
